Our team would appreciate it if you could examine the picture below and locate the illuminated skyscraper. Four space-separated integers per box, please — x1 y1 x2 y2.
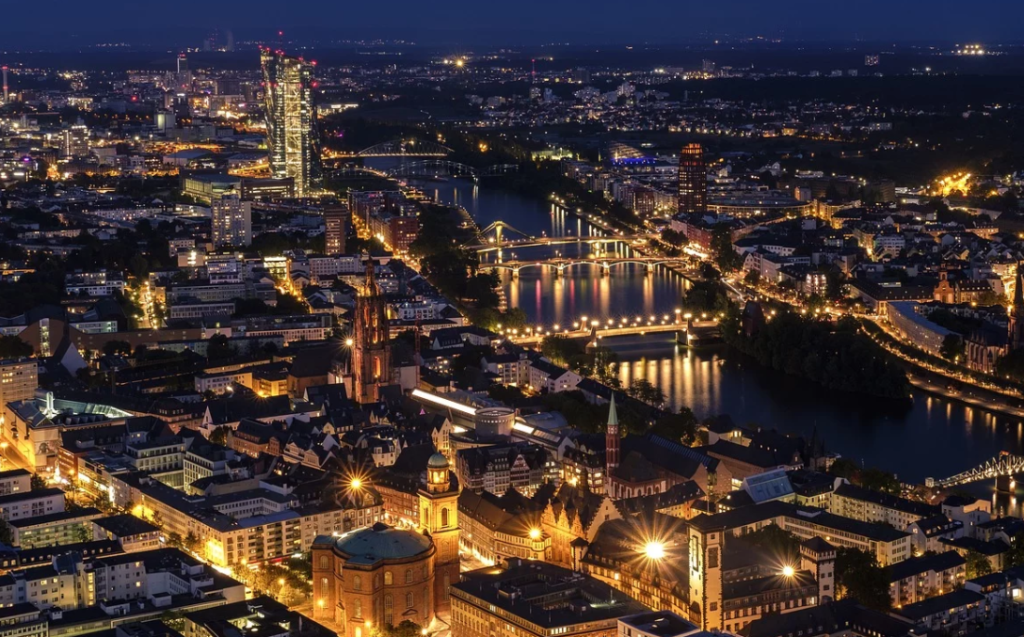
260 49 322 197
678 143 707 215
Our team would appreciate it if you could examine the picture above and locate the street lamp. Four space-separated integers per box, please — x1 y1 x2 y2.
529 528 541 540
781 565 795 578
644 542 665 560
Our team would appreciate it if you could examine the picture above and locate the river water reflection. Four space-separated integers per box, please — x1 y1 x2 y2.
403 175 1024 485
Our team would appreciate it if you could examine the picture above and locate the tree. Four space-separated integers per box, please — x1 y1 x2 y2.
167 532 183 548
965 549 993 578
939 334 965 363
835 548 890 611
161 610 187 632
743 270 760 286
650 407 698 445
206 334 236 362
72 524 91 543
1007 532 1024 569
30 475 47 491
0 335 32 359
627 378 664 406
661 229 688 247
858 468 901 496
0 520 13 545
183 532 200 555
996 348 1024 382
209 426 229 447
711 224 742 272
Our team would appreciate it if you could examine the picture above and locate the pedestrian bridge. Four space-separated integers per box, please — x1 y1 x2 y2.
926 451 1024 488
484 256 688 276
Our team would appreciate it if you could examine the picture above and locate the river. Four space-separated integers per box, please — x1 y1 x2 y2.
398 173 1024 492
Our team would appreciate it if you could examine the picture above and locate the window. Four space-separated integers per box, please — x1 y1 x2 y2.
441 508 449 528
405 569 414 584
406 592 414 609
384 594 393 625
384 571 393 586
353 575 362 592
319 555 329 569
321 577 329 596
354 599 362 618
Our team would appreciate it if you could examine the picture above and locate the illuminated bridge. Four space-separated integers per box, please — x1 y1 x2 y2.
355 139 453 157
505 318 719 346
926 451 1024 488
385 160 519 178
468 221 656 253
484 256 689 276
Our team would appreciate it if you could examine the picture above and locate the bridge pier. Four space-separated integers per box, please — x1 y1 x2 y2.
512 267 520 279
556 266 565 279
645 263 653 276
601 264 610 277
997 474 1016 493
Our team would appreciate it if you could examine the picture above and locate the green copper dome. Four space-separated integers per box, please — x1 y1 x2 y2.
335 523 433 565
427 452 450 469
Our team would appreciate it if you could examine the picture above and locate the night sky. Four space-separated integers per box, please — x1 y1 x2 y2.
3 0 1023 45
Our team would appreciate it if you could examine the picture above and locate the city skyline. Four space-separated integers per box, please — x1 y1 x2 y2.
3 0 1024 46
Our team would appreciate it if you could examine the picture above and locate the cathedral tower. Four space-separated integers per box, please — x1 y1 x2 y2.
353 259 391 404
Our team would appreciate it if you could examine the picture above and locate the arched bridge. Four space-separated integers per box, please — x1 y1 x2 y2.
926 451 1024 488
468 221 656 252
484 256 688 277
356 139 453 157
385 160 519 178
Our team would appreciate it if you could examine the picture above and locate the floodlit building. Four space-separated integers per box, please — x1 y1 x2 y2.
261 49 321 196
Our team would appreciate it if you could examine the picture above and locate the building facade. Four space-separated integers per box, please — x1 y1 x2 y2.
260 49 321 197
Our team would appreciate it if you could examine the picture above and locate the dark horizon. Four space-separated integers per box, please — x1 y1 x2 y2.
3 0 1024 49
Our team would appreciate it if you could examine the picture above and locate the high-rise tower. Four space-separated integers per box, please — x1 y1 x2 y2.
678 143 707 215
352 260 391 403
260 48 322 197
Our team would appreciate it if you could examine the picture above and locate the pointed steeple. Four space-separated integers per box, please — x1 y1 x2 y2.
605 393 620 480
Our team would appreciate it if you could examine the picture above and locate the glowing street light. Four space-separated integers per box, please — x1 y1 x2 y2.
781 565 795 578
351 478 363 490
529 528 541 540
644 542 666 560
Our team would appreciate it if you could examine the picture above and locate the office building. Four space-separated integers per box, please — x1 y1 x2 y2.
60 124 89 159
678 143 707 215
0 359 37 413
211 195 252 247
324 203 349 255
260 49 321 197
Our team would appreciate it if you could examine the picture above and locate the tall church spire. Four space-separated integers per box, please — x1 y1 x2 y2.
606 394 620 477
